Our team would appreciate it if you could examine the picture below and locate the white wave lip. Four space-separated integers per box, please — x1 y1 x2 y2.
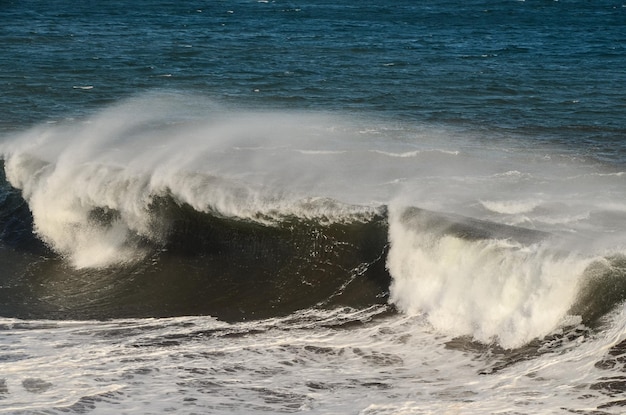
479 198 542 215
370 149 460 158
0 96 386 268
386 205 593 349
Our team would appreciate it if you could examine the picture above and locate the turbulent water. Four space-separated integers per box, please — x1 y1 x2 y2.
1 1 626 413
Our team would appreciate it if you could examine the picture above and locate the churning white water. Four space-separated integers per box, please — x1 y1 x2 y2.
1 306 626 414
1 95 626 413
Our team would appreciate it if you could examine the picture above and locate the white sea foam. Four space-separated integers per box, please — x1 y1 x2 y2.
1 304 625 414
370 149 460 158
479 198 542 215
386 204 594 349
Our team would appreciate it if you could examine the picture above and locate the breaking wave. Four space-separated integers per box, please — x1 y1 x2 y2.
1 94 625 349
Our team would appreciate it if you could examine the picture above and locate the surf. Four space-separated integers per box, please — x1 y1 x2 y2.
0 93 625 349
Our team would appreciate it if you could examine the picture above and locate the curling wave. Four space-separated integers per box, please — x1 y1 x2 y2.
1 96 625 349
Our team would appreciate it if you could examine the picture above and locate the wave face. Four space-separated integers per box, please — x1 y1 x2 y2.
1 95 626 348
0 194 390 322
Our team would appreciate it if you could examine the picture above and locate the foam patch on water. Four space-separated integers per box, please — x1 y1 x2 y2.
1 305 626 414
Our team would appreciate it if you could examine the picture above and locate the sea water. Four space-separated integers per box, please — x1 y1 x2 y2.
1 1 626 413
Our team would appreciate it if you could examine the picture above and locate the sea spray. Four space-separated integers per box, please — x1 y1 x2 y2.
1 95 625 345
386 204 594 349
0 98 382 267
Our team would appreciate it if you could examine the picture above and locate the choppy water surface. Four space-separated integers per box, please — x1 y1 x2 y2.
1 1 626 413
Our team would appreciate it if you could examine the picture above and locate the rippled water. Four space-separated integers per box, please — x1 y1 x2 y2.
1 1 626 413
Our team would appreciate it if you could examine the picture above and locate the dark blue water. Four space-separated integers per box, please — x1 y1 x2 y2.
2 1 625 152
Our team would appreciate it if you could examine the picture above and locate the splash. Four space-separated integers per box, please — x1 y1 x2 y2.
1 93 625 348
386 205 595 349
0 94 383 267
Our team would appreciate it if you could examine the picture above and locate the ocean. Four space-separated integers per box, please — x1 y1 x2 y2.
1 0 626 413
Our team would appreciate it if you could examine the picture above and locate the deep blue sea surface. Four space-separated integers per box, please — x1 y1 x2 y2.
2 1 625 142
1 1 626 413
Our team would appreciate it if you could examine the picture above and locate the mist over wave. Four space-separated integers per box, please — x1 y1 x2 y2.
0 94 381 267
1 93 625 348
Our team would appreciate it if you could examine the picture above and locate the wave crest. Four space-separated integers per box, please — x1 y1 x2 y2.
386 205 594 349
1 96 625 348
